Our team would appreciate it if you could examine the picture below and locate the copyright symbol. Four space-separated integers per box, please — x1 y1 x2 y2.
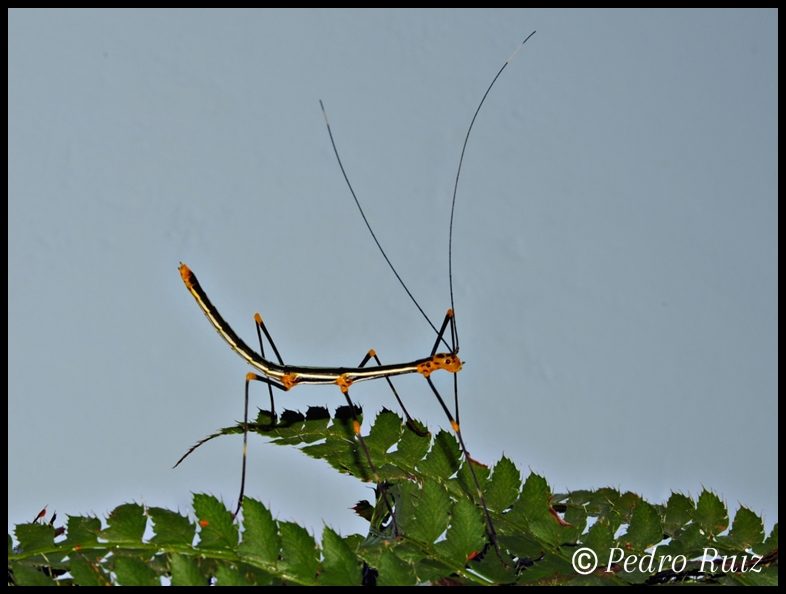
572 547 598 575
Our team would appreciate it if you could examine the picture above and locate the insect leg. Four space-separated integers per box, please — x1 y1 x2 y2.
340 383 399 537
238 372 287 516
358 350 428 437
430 309 456 356
425 375 503 564
254 313 285 424
426 310 505 563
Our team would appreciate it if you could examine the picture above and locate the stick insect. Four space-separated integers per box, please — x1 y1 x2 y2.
176 32 535 562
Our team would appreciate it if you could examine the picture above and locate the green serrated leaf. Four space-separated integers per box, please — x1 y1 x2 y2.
403 479 451 545
616 491 641 522
113 553 159 586
278 521 319 585
318 526 362 585
148 507 195 546
484 455 521 513
238 498 280 565
509 472 562 546
215 562 252 585
375 548 417 586
302 435 371 481
454 456 490 501
364 409 403 457
193 493 238 550
583 516 614 556
169 553 208 586
620 498 663 552
695 489 728 537
663 491 694 535
587 487 622 516
9 562 57 586
13 522 55 553
418 430 461 479
662 521 707 557
68 553 111 586
62 515 101 549
755 522 778 554
99 502 146 543
561 503 587 542
434 495 486 564
716 506 764 551
388 419 431 470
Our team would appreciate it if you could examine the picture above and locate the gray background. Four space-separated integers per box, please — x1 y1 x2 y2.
9 9 777 538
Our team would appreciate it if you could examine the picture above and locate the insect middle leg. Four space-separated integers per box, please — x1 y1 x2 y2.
358 350 428 437
339 380 400 537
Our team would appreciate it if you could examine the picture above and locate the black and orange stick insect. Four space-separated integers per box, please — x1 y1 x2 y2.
176 32 536 561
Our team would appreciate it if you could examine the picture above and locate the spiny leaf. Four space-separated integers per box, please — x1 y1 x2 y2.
418 429 461 479
663 491 695 535
113 553 158 586
237 497 279 565
317 526 362 586
8 407 776 586
695 489 729 537
193 493 238 550
13 522 55 553
716 506 764 551
484 455 521 512
169 553 207 586
98 503 146 543
148 507 195 546
278 521 319 584
434 494 486 564
621 498 663 552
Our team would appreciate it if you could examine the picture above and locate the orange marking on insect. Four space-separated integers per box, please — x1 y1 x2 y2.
254 313 263 325
336 375 353 393
281 373 298 390
179 263 194 288
353 420 361 435
450 419 459 433
417 353 462 377
368 349 376 357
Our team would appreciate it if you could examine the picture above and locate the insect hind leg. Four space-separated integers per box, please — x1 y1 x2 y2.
239 372 287 516
253 313 285 425
235 313 288 517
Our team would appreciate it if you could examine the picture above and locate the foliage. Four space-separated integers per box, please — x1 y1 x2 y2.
8 407 778 585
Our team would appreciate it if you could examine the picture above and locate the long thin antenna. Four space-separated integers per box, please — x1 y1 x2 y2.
320 101 445 345
322 35 535 351
448 31 536 350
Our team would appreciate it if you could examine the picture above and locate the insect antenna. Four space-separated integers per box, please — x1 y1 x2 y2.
448 31 537 353
320 30 535 566
319 101 449 352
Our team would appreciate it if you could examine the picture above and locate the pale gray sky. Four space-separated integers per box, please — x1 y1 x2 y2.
9 9 777 538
